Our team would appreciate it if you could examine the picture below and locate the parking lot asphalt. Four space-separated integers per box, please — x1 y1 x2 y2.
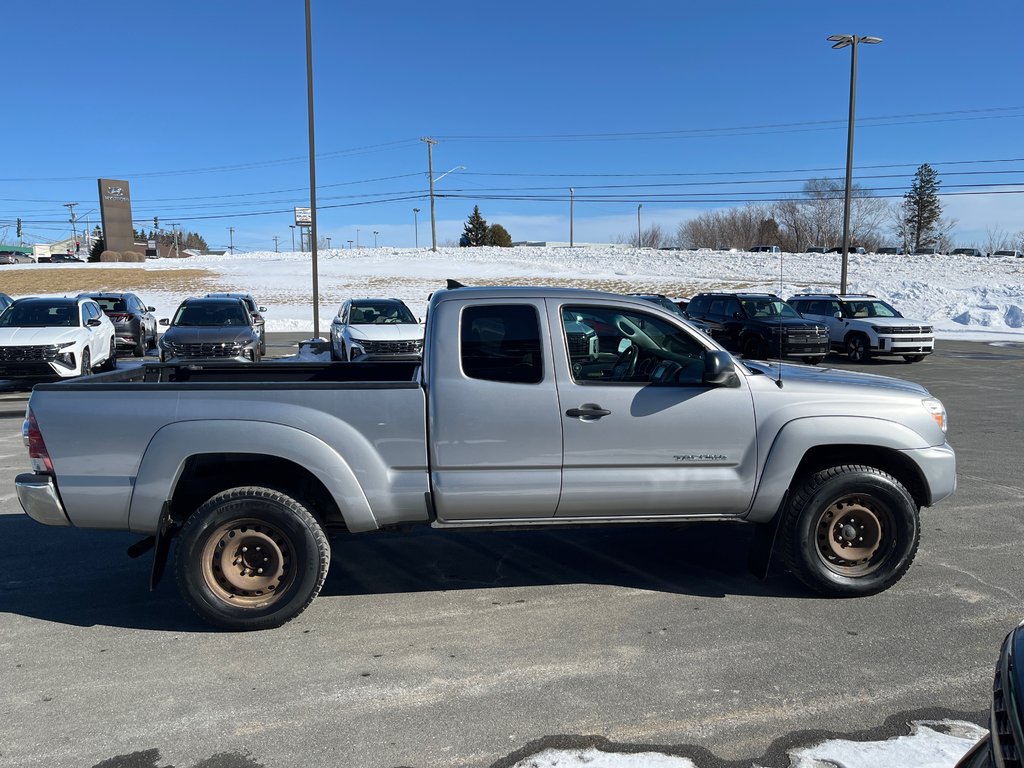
0 337 1021 768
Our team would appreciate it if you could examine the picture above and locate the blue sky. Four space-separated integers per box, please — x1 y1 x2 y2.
3 0 1023 251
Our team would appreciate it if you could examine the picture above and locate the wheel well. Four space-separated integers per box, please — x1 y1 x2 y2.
168 453 347 533
791 444 928 507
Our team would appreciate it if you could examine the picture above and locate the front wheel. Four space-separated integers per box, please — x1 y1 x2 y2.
802 356 825 365
80 348 92 376
174 486 330 631
780 465 920 597
903 354 925 363
741 336 765 360
846 334 871 363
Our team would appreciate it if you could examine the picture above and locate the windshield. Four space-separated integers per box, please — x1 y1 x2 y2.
638 296 687 318
0 302 79 328
740 298 801 319
173 303 249 327
350 301 416 324
840 299 902 319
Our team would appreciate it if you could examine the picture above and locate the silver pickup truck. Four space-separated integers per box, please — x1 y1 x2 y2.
16 285 956 630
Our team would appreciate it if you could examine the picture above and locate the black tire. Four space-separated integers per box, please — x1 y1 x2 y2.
80 348 92 376
133 331 145 357
742 335 766 360
802 356 825 365
780 465 920 597
174 486 330 631
260 335 267 356
100 339 118 371
846 333 871 363
903 354 925 363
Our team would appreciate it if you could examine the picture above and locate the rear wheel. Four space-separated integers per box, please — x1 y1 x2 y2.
846 333 871 363
133 332 145 357
100 338 118 371
174 486 330 631
780 465 919 596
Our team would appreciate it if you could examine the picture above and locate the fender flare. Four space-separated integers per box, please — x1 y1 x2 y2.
747 415 930 523
128 420 375 535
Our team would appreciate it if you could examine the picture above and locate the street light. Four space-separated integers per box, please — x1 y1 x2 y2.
413 208 421 248
356 229 360 248
326 236 331 249
569 187 574 247
636 203 643 249
373 231 379 248
290 224 296 252
828 33 883 294
347 239 353 249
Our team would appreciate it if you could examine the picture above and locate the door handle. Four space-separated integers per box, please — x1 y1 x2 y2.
565 403 611 420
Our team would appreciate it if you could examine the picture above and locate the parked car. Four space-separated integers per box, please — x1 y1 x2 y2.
0 292 12 314
629 293 688 318
950 248 985 257
48 253 84 263
877 246 905 255
14 285 955 630
787 293 934 363
805 246 827 254
0 296 115 378
993 249 1023 258
0 250 34 264
749 245 781 253
205 293 267 355
911 246 942 255
79 292 157 357
685 292 829 364
954 618 1023 767
330 298 423 361
158 297 261 363
826 246 867 255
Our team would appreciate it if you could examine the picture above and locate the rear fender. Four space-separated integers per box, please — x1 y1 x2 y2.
128 420 375 534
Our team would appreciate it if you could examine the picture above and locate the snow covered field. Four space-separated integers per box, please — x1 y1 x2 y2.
122 246 1024 342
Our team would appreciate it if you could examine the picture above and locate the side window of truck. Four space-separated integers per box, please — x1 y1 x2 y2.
460 305 543 384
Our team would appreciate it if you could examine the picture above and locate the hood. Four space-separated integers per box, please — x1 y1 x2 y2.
0 327 83 346
743 359 929 396
341 323 424 342
843 316 931 329
162 326 258 345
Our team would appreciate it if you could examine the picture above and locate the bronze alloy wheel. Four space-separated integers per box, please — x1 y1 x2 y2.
200 518 295 608
814 495 888 577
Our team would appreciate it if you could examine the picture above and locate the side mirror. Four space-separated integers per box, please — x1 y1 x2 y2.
87 318 102 327
159 318 170 326
733 311 744 320
146 306 155 312
703 350 739 387
258 306 267 313
833 311 842 319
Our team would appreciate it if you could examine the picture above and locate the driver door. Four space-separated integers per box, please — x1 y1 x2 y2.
548 300 758 518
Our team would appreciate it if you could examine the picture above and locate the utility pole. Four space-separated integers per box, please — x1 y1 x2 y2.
422 136 438 252
304 0 321 338
228 226 235 255
636 203 643 249
412 208 420 248
356 229 360 248
272 236 280 252
373 231 379 248
290 225 296 252
569 187 574 247
64 202 78 254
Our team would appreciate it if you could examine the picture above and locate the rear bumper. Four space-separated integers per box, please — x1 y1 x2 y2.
16 473 71 526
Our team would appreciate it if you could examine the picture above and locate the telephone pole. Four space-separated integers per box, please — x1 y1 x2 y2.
569 187 575 247
64 202 78 253
272 236 280 252
228 227 235 255
422 137 438 252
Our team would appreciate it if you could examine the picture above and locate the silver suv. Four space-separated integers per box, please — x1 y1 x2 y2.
788 293 934 363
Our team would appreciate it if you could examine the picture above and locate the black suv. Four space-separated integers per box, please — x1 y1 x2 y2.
685 292 829 365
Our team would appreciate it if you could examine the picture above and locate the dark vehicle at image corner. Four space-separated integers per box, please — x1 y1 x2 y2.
686 292 830 364
79 292 158 357
955 619 1024 768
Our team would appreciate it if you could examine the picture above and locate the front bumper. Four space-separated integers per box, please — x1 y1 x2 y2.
16 473 71 526
902 441 957 505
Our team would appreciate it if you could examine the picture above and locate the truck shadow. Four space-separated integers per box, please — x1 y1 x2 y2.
0 515 813 631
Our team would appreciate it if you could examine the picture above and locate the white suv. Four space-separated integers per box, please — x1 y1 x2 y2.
330 298 424 361
787 293 934 363
0 296 116 378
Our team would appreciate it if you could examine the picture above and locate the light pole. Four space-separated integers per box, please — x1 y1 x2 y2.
290 225 296 252
304 0 321 338
273 236 280 252
228 226 234 255
413 208 420 248
356 229 360 248
347 240 353 249
373 231 379 248
569 187 574 247
326 236 331 249
828 33 882 294
636 203 643 249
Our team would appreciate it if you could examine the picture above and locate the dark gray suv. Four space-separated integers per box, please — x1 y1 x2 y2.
158 297 261 363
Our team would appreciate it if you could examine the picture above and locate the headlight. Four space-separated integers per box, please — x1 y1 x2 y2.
922 397 947 434
871 325 896 334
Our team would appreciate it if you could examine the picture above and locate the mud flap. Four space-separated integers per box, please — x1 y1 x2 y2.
149 502 176 591
747 491 788 580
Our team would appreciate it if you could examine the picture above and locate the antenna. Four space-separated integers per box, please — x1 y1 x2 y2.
776 250 784 388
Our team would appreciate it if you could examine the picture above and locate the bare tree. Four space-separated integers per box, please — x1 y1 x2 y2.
617 224 666 248
984 226 1013 254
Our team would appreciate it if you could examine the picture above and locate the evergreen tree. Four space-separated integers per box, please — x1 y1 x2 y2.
461 206 489 247
901 164 943 251
487 223 512 247
88 237 105 262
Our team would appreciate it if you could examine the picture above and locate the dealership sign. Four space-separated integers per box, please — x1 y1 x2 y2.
294 207 312 226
